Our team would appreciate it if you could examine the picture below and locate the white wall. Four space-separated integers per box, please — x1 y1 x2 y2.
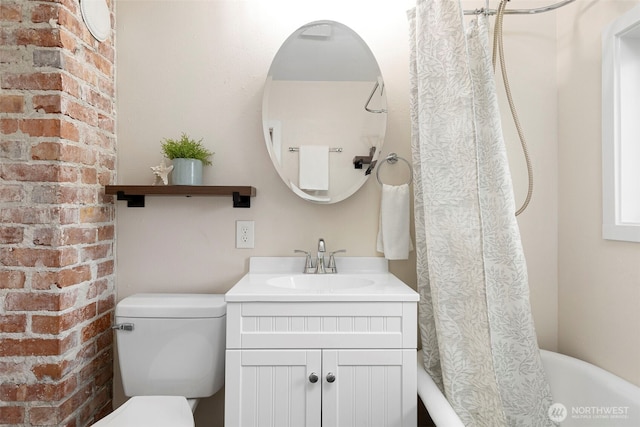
557 0 640 386
115 1 560 424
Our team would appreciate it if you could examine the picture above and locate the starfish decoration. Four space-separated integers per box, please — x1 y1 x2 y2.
151 160 173 185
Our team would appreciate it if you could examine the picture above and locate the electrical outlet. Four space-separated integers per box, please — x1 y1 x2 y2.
236 220 255 249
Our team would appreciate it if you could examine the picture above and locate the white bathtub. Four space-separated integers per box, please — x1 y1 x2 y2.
417 349 640 426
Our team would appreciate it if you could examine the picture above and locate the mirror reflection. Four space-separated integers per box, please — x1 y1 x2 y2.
262 20 387 203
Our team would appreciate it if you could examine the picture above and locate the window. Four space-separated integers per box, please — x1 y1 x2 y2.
602 4 640 242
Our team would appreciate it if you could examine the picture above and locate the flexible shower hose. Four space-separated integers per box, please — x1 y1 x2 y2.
491 0 534 216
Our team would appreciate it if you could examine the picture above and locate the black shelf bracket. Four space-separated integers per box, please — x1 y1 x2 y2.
233 192 251 208
116 191 145 208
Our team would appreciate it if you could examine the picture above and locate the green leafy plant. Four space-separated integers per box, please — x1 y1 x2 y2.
161 133 214 166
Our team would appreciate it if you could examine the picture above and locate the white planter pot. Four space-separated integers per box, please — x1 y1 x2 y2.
171 158 203 185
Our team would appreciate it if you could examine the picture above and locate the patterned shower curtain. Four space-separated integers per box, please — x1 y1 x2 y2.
408 1 555 426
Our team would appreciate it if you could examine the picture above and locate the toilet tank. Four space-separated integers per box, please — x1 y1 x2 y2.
115 293 226 398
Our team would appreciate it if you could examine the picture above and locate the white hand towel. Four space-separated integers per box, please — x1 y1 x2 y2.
299 145 329 191
377 184 413 260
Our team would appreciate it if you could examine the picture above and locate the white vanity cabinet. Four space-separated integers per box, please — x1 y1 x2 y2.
224 299 418 427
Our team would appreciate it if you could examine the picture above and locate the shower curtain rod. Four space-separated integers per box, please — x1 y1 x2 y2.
463 0 575 15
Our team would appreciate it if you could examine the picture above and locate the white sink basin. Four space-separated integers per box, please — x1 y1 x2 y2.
267 275 374 291
225 257 420 302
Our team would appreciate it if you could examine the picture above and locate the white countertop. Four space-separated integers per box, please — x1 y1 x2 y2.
225 257 420 302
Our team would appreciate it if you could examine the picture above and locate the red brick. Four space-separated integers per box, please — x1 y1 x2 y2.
60 119 79 141
0 337 65 356
1 117 19 134
14 28 62 47
31 142 96 165
57 7 84 40
0 226 23 243
0 206 58 225
97 170 113 186
96 260 113 278
33 94 62 113
87 89 111 113
67 145 96 165
0 314 26 332
33 227 57 246
31 271 59 290
0 3 22 22
58 207 78 224
65 99 97 126
97 225 114 241
81 313 111 343
0 184 26 201
59 382 92 424
0 406 24 424
81 167 97 184
59 265 92 287
86 50 113 77
79 348 111 384
62 227 97 245
32 303 97 334
59 27 77 54
0 270 25 289
33 364 63 381
81 243 110 262
28 406 59 425
31 142 61 161
98 113 114 133
1 163 58 181
5 292 61 311
32 360 75 381
29 184 58 206
0 247 77 267
59 187 97 205
87 279 108 300
98 152 115 169
2 72 63 90
79 207 111 223
0 94 24 113
0 375 76 402
31 3 59 23
32 265 92 290
97 295 114 314
20 118 61 137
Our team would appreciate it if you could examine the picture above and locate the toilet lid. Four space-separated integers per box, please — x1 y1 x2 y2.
91 396 194 427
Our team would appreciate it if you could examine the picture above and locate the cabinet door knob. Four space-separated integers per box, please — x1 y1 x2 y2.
326 372 336 383
309 372 319 383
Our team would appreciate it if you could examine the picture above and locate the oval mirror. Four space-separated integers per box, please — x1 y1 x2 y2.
262 20 387 203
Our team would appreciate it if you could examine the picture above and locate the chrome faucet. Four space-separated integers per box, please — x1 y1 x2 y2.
316 238 326 274
295 239 345 274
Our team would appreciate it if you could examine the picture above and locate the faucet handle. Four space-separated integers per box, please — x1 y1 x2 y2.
294 250 315 273
318 238 326 252
327 250 346 273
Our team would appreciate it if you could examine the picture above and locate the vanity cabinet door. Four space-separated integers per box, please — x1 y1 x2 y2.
322 349 417 427
225 349 322 427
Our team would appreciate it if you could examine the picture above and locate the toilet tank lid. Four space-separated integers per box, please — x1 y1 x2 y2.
116 293 226 318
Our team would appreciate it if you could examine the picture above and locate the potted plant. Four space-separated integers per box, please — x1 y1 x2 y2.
161 133 214 185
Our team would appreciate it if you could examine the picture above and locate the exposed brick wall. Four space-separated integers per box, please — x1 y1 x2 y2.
1 0 116 425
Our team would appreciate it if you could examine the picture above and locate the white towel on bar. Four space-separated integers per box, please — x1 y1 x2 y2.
299 145 329 191
377 183 413 260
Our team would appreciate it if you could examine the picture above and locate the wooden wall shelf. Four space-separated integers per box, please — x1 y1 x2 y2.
105 185 256 208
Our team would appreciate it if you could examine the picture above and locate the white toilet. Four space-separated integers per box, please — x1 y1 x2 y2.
92 293 226 427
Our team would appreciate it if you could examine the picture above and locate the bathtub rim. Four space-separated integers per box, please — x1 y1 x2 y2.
416 349 640 426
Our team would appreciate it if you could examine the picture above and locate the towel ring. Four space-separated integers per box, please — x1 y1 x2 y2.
376 153 413 186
